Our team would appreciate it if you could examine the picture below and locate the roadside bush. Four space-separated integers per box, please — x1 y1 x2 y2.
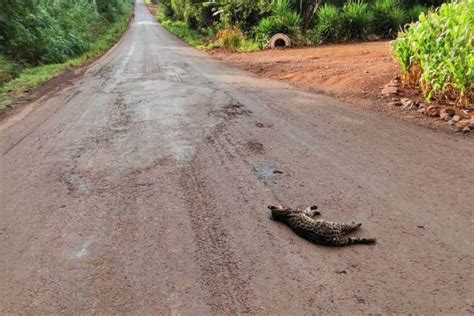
158 1 175 19
170 0 186 20
217 0 268 33
257 17 286 38
407 4 429 22
0 0 132 65
392 1 474 108
371 0 408 39
256 12 301 38
96 0 133 22
341 1 372 41
1 6 132 109
314 4 343 43
217 28 244 50
0 55 20 85
256 0 302 46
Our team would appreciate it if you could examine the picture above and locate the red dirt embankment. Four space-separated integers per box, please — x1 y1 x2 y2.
210 42 398 109
210 42 474 133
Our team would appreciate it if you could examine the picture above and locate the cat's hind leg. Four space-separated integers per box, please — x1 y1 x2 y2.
339 222 362 235
303 205 320 218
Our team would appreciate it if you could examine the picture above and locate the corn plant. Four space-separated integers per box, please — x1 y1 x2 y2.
392 0 474 108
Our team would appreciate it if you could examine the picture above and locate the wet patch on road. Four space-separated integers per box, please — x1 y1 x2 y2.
61 173 95 193
253 163 283 181
72 239 93 260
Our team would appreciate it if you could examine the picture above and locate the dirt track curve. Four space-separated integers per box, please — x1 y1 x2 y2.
1 1 473 314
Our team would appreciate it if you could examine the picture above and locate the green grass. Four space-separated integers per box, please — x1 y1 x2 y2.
0 55 20 86
157 11 260 53
236 40 260 53
160 20 211 49
0 12 132 110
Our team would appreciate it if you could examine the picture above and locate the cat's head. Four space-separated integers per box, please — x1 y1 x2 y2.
268 205 297 222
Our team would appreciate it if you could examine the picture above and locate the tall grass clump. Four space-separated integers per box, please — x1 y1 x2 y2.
217 28 244 50
392 1 474 108
0 55 20 85
256 0 302 45
341 1 372 41
0 0 133 65
408 4 429 22
0 0 133 108
314 4 343 43
371 0 408 39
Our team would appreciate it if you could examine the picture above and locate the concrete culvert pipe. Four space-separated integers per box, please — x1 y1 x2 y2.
269 33 291 49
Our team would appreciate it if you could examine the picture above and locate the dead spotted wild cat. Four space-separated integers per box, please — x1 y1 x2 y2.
269 205 376 246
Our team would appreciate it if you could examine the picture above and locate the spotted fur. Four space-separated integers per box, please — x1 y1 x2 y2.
269 205 376 246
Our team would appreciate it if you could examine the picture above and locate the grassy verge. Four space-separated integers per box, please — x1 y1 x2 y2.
160 20 213 49
153 7 259 53
0 12 133 110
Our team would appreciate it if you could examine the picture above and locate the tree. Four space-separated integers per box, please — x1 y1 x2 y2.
298 0 323 31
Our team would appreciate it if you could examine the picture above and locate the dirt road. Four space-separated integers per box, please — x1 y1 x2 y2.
1 1 473 314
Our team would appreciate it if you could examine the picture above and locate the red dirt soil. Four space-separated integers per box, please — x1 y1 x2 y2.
210 42 474 133
210 42 398 109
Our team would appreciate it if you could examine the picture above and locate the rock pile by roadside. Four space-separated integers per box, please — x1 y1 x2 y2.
381 77 473 133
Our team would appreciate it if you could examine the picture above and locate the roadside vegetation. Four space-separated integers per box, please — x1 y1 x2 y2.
393 1 473 108
152 0 445 51
0 0 134 109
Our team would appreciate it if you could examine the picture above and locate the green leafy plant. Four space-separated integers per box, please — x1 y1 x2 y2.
0 0 132 65
218 28 244 50
0 0 133 109
256 0 302 46
341 1 372 41
257 17 285 37
314 4 343 43
0 55 20 85
392 1 474 108
408 4 429 22
371 0 408 39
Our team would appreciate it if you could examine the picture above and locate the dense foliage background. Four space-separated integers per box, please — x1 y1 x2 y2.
0 0 133 108
156 0 448 50
0 0 133 65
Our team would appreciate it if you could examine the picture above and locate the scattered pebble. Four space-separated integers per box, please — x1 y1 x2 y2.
381 80 471 133
440 112 450 121
440 108 455 117
456 120 471 129
417 107 426 114
427 105 440 117
389 101 402 107
382 85 399 96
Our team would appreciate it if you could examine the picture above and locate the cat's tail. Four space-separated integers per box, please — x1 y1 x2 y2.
326 237 377 246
